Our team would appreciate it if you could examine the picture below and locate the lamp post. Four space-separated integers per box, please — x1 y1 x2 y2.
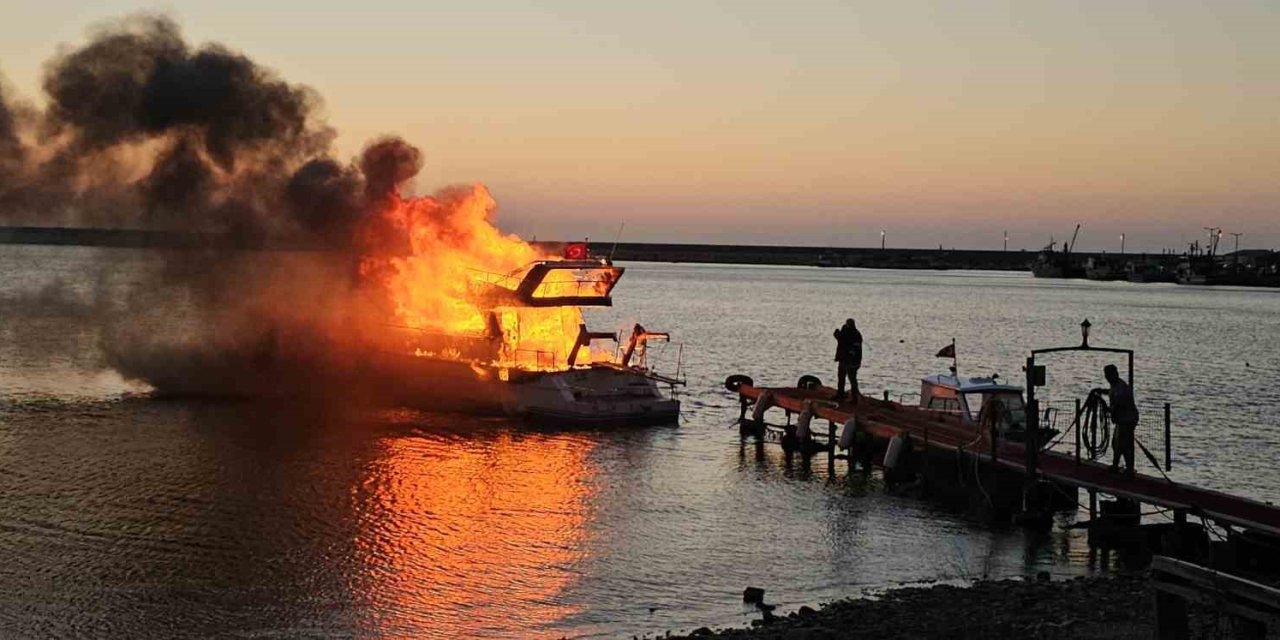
1120 233 1125 255
880 230 885 250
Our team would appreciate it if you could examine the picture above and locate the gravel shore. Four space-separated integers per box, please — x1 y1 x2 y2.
672 573 1158 639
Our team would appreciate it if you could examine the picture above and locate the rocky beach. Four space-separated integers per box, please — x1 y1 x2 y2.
668 572 1222 639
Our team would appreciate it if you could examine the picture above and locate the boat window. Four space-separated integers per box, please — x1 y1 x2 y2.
926 397 961 413
966 391 1026 421
966 392 984 416
992 392 1025 411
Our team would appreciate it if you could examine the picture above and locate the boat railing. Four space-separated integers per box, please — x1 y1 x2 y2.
466 260 623 307
531 273 615 299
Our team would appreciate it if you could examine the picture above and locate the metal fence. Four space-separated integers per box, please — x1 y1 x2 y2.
1041 397 1171 472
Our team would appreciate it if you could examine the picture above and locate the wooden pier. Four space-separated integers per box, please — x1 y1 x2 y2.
728 378 1280 546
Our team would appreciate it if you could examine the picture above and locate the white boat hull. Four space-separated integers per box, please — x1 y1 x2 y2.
378 353 680 426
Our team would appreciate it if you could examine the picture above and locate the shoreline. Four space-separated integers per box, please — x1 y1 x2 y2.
669 573 1163 639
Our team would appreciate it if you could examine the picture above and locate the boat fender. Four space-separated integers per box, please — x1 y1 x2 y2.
838 417 858 451
884 433 906 469
796 375 822 391
751 391 775 422
725 374 754 393
796 406 813 443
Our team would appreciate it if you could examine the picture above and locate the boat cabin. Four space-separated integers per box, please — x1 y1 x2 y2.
919 373 1027 433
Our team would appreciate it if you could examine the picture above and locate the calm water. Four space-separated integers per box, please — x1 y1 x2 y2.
2 245 1279 638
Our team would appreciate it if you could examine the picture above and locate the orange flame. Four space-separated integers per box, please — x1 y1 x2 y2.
359 184 594 372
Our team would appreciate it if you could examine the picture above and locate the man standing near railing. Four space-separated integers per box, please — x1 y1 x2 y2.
1105 364 1139 478
833 318 863 403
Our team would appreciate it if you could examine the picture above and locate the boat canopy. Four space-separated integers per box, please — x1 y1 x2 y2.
475 259 624 308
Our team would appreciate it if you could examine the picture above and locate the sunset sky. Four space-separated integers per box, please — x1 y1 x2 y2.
1 1 1277 251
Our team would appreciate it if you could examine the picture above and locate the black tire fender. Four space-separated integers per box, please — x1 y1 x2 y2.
724 374 754 393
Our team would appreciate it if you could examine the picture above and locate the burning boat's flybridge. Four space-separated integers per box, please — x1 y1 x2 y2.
385 243 683 426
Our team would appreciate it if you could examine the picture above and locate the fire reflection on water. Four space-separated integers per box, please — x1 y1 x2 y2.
348 425 596 636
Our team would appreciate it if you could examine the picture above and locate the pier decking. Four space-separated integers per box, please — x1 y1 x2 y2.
733 381 1280 539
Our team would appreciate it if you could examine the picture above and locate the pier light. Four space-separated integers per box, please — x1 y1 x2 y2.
1080 319 1092 348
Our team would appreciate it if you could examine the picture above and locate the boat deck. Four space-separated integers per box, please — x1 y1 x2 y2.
737 382 1280 538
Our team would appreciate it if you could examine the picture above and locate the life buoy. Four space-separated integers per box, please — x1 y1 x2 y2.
725 374 754 393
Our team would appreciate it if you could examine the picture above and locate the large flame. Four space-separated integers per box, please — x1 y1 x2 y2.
359 184 593 373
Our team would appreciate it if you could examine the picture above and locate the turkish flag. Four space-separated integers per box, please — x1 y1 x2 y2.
563 242 589 260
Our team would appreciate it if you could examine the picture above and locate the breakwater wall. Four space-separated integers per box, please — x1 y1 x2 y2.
589 241 1050 271
1 226 1134 271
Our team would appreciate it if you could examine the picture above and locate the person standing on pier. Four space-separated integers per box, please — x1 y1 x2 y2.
1105 364 1139 478
833 318 863 403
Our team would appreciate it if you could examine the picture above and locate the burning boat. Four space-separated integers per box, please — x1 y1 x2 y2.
370 242 684 426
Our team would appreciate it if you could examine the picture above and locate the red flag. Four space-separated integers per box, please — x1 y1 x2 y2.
936 343 955 358
563 242 589 260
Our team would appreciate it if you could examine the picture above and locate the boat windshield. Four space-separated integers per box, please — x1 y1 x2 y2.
965 391 1026 428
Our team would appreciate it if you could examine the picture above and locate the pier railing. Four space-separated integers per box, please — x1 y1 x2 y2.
1152 555 1280 638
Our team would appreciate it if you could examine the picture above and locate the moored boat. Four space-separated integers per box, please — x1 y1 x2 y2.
1031 224 1085 279
377 247 684 426
918 372 1048 442
1126 260 1177 283
1084 256 1125 281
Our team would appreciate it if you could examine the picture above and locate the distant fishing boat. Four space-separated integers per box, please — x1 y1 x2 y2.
1125 260 1178 283
1084 256 1125 281
1031 224 1085 279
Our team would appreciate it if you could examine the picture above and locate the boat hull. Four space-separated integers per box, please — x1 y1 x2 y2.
379 353 681 426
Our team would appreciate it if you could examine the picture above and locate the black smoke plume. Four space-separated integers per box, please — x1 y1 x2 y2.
360 136 423 201
0 14 432 398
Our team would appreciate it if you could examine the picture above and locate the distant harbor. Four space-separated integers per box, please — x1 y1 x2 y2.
1030 224 1280 287
2 226 1278 286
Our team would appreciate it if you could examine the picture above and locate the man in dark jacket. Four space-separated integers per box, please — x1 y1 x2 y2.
1105 364 1139 478
833 318 863 402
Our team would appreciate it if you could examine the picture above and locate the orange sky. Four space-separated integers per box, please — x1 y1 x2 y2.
2 1 1277 250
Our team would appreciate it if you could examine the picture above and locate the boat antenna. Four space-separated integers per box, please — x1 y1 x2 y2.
608 222 626 262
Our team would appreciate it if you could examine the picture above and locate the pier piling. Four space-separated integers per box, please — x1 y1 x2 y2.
1074 398 1082 465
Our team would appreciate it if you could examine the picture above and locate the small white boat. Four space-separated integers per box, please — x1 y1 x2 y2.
919 372 1031 438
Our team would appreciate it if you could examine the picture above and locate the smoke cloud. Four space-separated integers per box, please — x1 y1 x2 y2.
0 14 457 399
